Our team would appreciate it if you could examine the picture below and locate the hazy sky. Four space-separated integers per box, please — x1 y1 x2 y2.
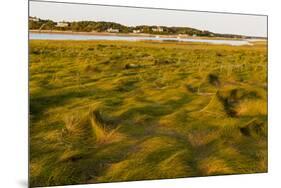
29 0 267 37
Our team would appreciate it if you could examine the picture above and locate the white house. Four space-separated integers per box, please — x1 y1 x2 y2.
133 29 141 33
152 26 164 32
56 22 69 27
107 28 119 33
29 16 39 22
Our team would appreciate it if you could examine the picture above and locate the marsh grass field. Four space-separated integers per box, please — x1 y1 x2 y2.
29 39 267 187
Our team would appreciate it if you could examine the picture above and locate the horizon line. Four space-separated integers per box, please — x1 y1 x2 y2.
29 0 268 38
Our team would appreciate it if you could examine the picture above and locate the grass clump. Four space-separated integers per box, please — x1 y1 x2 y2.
90 109 123 144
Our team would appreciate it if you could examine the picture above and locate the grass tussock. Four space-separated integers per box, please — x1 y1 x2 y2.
90 109 123 144
198 157 233 175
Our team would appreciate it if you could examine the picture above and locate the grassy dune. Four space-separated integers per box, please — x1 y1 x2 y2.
29 40 267 187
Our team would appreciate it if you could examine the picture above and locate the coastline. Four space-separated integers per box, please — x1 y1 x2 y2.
29 30 251 41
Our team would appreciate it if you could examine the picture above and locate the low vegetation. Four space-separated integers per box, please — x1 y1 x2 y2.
29 40 267 187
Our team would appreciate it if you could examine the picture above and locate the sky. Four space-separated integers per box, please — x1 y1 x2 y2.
29 0 267 37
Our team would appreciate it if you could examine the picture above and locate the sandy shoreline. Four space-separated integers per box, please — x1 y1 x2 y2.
29 30 248 41
30 30 167 38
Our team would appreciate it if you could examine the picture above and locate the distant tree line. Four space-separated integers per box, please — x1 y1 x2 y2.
29 18 131 32
29 17 247 38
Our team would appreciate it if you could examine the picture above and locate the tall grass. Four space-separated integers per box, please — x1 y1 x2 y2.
90 109 122 144
30 40 267 187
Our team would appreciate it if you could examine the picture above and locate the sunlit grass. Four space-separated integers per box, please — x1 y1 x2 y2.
29 40 267 187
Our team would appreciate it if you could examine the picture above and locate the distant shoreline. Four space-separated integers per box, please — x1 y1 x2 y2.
29 30 254 41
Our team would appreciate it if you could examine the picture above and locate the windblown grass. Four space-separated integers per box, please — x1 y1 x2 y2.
29 40 267 187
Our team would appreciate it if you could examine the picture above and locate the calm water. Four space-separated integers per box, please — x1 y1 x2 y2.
29 33 251 46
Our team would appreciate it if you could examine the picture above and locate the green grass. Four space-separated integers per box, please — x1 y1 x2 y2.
29 40 267 187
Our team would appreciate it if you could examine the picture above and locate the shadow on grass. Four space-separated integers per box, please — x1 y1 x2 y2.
30 87 107 119
120 94 193 120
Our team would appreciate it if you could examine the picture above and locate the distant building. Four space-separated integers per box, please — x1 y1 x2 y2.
56 22 69 27
133 29 141 33
177 34 184 38
29 16 39 22
152 26 164 32
107 28 119 33
192 34 197 37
